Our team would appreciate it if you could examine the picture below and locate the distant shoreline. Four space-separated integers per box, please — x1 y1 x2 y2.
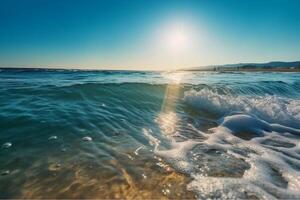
181 61 300 72
182 68 300 72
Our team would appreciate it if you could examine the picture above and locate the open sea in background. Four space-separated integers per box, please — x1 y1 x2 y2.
0 69 299 199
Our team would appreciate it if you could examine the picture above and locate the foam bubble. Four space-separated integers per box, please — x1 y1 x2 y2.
82 136 92 141
2 142 12 148
48 136 58 140
1 170 10 176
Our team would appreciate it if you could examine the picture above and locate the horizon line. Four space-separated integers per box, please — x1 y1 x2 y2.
0 60 300 71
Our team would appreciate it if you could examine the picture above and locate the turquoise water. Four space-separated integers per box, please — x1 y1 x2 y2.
0 69 300 199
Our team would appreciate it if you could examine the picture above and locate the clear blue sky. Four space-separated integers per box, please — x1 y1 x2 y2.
0 0 299 70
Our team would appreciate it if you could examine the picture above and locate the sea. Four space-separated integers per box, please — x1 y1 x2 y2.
0 69 299 199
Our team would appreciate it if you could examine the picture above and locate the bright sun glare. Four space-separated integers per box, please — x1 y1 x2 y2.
158 19 195 53
166 27 188 49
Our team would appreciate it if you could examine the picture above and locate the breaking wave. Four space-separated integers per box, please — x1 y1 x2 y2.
184 88 300 128
146 86 300 199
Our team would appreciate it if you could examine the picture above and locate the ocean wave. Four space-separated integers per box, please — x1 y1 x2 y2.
1 70 299 198
184 88 300 128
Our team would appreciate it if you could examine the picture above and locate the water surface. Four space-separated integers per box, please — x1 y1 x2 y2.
0 69 300 199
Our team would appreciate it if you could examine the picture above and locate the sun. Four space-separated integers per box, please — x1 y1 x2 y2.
159 20 194 53
166 27 188 49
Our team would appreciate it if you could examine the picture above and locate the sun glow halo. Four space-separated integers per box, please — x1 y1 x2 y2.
159 20 195 53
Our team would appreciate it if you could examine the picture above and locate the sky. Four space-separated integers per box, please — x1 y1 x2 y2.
0 0 300 70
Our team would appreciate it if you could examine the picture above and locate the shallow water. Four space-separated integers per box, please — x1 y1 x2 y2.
0 69 299 199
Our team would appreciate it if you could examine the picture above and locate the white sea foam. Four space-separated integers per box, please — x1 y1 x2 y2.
143 128 160 151
196 114 300 199
184 88 300 128
141 87 300 198
146 112 300 199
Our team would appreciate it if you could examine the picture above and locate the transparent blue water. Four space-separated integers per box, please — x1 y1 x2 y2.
0 69 299 198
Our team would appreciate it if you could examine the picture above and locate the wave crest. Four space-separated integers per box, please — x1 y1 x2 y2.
184 88 300 128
